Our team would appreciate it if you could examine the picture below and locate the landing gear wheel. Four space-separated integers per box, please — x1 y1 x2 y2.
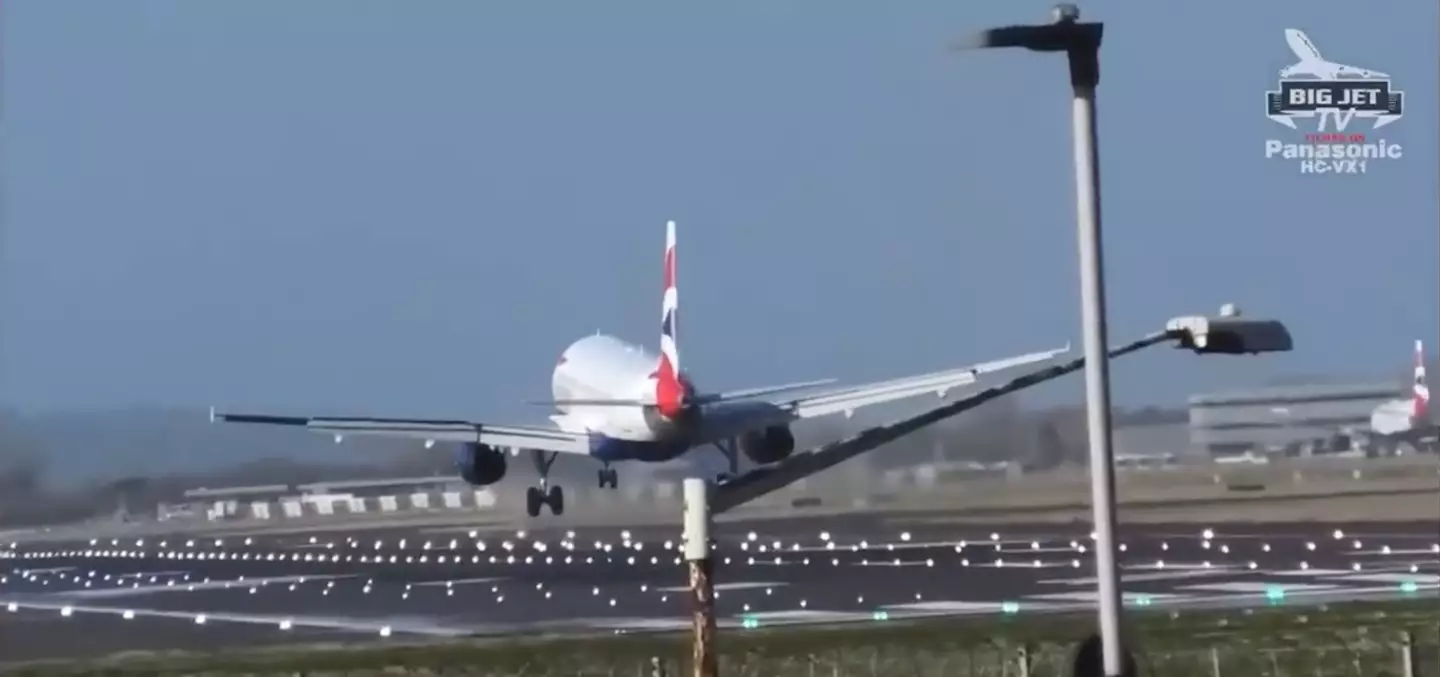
546 485 565 516
526 449 564 517
597 468 619 489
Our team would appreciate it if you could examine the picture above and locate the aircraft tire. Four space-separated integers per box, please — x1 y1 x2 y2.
525 487 542 518
547 485 565 516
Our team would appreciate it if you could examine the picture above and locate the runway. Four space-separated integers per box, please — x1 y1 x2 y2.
2 516 1437 663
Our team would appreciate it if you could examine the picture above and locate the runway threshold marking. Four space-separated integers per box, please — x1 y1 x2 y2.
55 574 358 598
1180 582 1345 593
1039 569 1234 586
1023 591 1194 603
410 577 506 587
655 581 788 593
1326 573 1440 584
0 600 475 636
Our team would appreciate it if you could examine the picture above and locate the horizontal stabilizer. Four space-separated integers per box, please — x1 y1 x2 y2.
532 378 837 408
535 397 652 407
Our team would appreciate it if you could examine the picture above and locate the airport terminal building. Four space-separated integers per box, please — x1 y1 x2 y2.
1188 381 1405 455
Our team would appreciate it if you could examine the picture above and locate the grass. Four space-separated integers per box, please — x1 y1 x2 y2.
6 597 1438 676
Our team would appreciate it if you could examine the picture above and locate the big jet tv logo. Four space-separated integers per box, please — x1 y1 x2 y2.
1263 29 1404 175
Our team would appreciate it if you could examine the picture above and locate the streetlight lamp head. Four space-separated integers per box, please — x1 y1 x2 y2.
1052 4 1080 24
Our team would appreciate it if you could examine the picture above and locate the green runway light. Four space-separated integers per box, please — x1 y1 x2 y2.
1399 580 1419 594
1000 601 1020 614
741 615 760 629
871 610 889 621
1133 595 1153 607
1265 586 1286 603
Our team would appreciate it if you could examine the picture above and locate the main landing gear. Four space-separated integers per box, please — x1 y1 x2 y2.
526 449 565 517
597 464 619 489
712 438 741 484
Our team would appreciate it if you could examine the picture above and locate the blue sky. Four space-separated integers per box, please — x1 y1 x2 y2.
2 1 1436 420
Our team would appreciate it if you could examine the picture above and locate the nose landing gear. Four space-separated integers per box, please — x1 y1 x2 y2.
597 465 619 489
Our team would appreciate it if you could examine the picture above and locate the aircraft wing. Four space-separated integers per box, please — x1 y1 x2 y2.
776 344 1070 420
209 409 593 455
1285 29 1322 61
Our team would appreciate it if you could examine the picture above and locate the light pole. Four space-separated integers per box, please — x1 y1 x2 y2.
955 6 1127 676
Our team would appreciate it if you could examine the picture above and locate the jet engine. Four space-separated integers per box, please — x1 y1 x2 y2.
454 443 507 486
739 425 795 465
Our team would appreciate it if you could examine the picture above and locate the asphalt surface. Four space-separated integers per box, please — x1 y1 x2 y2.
1 515 1437 663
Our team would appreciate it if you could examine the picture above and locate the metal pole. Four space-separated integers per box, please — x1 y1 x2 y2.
1064 30 1126 677
1399 630 1416 677
683 478 717 677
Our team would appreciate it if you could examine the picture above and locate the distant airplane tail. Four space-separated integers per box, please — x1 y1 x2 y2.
653 220 687 418
1412 339 1429 421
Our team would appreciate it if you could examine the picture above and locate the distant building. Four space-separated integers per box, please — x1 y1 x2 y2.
1188 382 1403 455
294 476 465 498
1112 421 1193 460
180 484 295 521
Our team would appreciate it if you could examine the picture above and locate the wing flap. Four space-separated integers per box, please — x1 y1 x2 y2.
531 379 839 409
780 344 1070 420
704 378 839 403
210 409 592 454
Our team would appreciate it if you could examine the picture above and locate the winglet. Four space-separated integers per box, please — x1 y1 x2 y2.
208 406 217 424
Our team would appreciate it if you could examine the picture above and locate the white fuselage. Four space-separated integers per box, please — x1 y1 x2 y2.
548 334 790 458
551 334 664 440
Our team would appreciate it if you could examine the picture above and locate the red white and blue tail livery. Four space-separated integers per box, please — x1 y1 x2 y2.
1412 339 1429 421
211 220 1070 517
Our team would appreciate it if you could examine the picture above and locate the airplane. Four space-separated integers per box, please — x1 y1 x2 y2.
1280 29 1388 80
1278 340 1437 458
1364 339 1436 454
210 220 1070 517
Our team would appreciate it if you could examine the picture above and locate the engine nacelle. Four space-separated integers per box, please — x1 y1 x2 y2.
739 425 795 466
454 443 507 486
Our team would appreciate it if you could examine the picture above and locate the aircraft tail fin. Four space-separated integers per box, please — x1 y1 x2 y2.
654 220 686 417
1412 339 1430 421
